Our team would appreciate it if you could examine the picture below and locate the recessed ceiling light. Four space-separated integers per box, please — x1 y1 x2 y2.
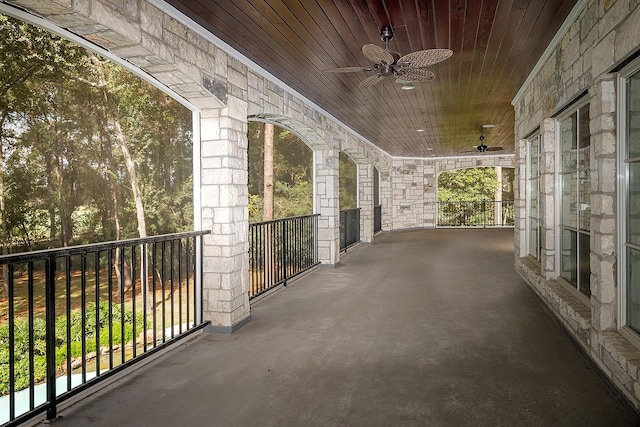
417 129 425 132
426 148 434 151
401 84 415 90
482 124 495 128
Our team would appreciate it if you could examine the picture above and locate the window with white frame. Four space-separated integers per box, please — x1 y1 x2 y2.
623 66 640 332
527 134 541 260
558 102 591 296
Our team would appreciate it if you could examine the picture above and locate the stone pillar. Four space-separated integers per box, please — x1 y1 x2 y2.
359 163 374 243
315 148 340 266
514 139 528 259
423 160 437 227
590 74 617 332
200 101 251 334
380 170 392 231
539 118 557 280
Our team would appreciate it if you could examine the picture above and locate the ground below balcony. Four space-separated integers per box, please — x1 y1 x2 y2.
53 229 637 426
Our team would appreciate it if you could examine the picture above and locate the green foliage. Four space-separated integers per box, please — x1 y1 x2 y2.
0 14 194 251
0 302 144 395
437 167 499 202
247 122 313 223
339 152 357 210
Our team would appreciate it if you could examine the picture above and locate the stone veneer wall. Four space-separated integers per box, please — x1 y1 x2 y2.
5 0 517 333
513 0 640 409
389 156 515 229
5 0 394 330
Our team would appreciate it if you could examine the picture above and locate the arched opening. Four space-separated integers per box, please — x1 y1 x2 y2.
436 167 514 227
339 152 359 250
0 12 203 423
246 121 313 223
246 120 317 299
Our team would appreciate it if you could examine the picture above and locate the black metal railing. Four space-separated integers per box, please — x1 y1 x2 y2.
374 205 382 233
437 200 514 227
0 231 209 426
340 208 361 251
249 214 319 299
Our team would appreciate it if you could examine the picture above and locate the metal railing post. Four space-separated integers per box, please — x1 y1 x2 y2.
45 254 57 422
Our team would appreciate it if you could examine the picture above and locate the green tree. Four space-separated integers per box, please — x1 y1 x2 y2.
437 167 499 202
339 152 357 210
247 121 313 222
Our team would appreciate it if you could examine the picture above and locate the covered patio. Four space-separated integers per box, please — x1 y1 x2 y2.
53 229 636 426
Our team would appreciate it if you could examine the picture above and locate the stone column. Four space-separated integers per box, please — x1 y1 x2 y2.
539 118 557 280
514 139 528 259
200 100 251 334
589 74 617 332
315 148 340 266
423 160 437 227
359 163 374 243
380 170 392 231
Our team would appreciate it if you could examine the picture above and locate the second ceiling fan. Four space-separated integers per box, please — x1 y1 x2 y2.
327 25 453 89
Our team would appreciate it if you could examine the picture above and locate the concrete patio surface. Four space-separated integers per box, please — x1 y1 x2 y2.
52 228 638 426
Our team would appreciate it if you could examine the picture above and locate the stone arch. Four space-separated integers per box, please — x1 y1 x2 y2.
247 114 330 151
2 1 227 111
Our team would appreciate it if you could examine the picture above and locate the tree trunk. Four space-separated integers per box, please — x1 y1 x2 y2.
91 54 146 301
494 166 503 226
0 113 7 297
263 123 274 221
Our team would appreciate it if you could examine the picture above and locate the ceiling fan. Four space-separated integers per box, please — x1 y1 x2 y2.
463 135 504 153
326 25 453 89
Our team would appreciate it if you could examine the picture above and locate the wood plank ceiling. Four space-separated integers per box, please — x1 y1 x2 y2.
166 0 578 158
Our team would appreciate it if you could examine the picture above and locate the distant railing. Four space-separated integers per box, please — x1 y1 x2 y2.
437 200 514 227
340 208 361 251
374 205 382 233
0 231 210 426
249 214 319 299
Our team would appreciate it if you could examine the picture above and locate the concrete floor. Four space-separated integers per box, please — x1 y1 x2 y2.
53 228 638 426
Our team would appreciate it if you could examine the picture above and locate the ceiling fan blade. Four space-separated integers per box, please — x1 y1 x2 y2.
394 68 435 82
325 66 373 73
486 147 504 151
397 49 453 68
362 44 394 65
359 74 384 89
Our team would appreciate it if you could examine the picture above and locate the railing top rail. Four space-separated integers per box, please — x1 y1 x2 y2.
0 230 211 263
249 213 320 227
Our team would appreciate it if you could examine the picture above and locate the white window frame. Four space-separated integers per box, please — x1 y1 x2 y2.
617 57 640 332
526 133 541 261
555 98 591 297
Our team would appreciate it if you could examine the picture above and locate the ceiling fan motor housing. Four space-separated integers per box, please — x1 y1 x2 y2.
380 25 394 42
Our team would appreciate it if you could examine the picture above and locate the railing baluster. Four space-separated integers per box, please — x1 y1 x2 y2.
132 245 137 359
8 263 15 421
95 250 101 378
108 248 114 370
248 214 320 299
27 261 35 410
80 253 87 383
45 254 57 422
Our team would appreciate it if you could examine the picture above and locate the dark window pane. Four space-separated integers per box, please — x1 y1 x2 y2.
561 171 578 228
629 162 640 246
627 247 640 333
560 228 577 285
561 114 577 171
579 232 591 297
627 74 640 158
